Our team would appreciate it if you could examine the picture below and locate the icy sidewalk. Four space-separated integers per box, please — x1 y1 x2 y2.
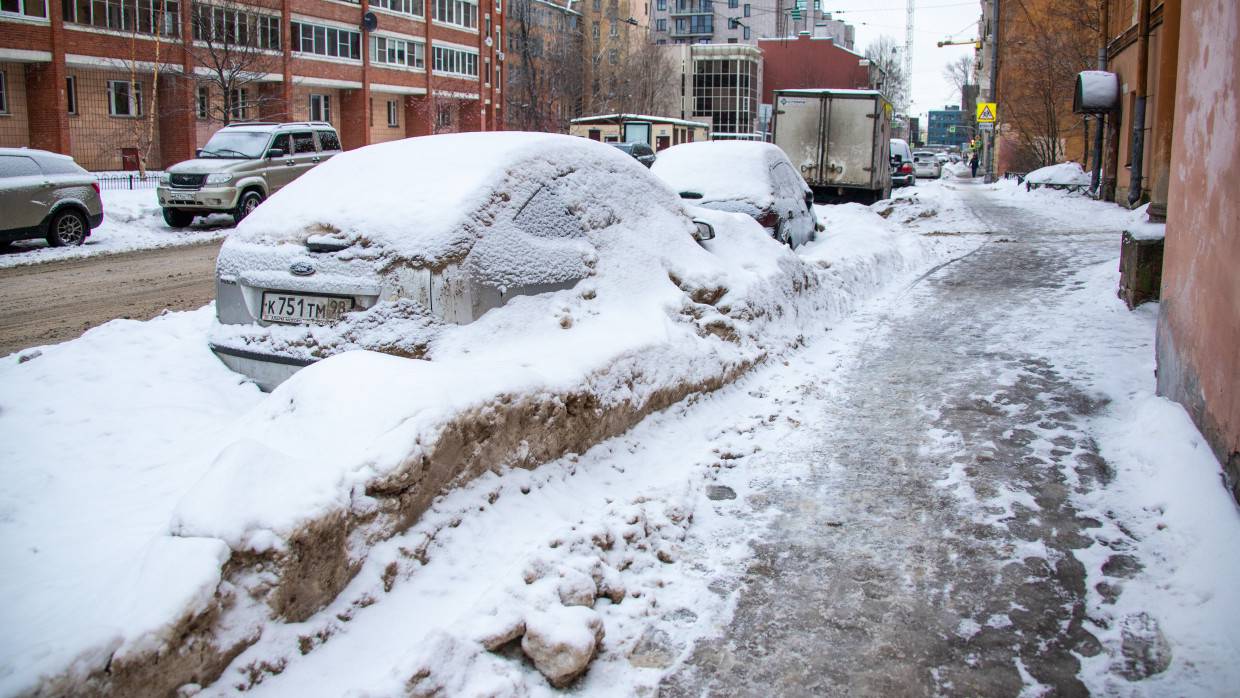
663 183 1240 696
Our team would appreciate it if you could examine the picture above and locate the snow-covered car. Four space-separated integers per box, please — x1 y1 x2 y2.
207 132 723 390
913 151 943 179
649 141 820 248
889 138 916 188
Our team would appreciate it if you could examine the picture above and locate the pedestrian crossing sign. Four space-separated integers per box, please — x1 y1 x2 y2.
976 102 997 123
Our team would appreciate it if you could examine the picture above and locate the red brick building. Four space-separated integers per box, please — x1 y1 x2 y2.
757 33 870 106
0 0 502 170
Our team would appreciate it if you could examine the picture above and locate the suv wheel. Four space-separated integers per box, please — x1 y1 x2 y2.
46 209 88 247
163 207 195 228
234 190 264 223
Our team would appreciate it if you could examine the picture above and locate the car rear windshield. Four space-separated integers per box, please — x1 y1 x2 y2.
200 131 271 159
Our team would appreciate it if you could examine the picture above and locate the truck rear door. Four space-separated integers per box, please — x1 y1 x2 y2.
825 97 878 188
774 94 825 185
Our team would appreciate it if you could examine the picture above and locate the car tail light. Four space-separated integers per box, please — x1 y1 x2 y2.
92 181 100 195
900 163 913 175
757 209 779 229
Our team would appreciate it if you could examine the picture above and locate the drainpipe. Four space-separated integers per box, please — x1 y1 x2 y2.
1090 0 1108 196
1147 0 1181 221
1127 0 1150 207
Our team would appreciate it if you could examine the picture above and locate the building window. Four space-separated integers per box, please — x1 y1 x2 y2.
371 35 425 69
609 19 617 36
495 61 501 87
63 0 180 36
229 88 248 119
743 25 749 39
370 0 422 18
107 80 142 117
291 21 362 60
655 18 665 31
196 84 208 118
432 45 479 77
65 75 77 114
743 2 749 16
1 0 47 19
431 0 477 30
387 99 400 127
608 48 618 64
309 93 331 122
591 0 599 8
0 71 7 114
495 0 500 13
191 3 279 50
591 21 599 40
727 0 736 6
656 0 665 8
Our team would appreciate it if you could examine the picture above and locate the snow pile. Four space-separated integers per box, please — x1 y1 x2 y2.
0 136 952 697
0 189 233 269
650 141 794 214
1025 161 1092 186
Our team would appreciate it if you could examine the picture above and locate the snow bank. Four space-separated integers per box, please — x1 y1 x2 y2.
0 189 233 269
2 136 956 696
1025 161 1092 185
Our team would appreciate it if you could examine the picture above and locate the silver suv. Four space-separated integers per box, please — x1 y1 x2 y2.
0 148 103 248
157 122 341 228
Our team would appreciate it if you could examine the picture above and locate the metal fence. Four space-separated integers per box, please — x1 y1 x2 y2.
95 172 163 191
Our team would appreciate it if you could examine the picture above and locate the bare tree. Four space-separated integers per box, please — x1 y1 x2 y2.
864 35 908 113
506 0 585 131
941 54 975 100
185 0 285 125
99 0 180 174
619 41 679 116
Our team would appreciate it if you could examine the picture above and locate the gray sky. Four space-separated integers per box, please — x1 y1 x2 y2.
820 0 980 122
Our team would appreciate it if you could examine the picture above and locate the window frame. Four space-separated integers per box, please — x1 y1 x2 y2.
386 99 399 127
107 79 142 117
0 70 8 114
309 93 331 122
65 75 77 115
2 0 48 20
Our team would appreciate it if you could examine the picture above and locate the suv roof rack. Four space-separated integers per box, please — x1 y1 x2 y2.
222 121 336 129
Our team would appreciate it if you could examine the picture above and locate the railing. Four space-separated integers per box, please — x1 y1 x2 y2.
95 173 164 191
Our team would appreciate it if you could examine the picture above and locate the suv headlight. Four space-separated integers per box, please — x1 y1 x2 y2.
159 173 171 184
205 173 234 185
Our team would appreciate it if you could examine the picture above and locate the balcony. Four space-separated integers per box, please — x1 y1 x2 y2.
670 0 713 15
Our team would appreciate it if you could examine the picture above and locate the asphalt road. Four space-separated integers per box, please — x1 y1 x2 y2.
0 241 223 357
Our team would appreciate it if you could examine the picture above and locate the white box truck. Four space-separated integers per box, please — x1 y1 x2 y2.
772 89 893 204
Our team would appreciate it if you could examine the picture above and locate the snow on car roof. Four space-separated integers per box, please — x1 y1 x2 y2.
233 132 670 269
650 141 786 210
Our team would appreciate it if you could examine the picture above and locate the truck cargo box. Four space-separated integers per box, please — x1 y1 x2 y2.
773 89 893 203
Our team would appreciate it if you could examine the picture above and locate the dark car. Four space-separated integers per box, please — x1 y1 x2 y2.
609 142 657 168
0 148 103 248
889 138 916 188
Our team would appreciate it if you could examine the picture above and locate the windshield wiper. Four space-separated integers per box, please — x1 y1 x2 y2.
201 147 252 159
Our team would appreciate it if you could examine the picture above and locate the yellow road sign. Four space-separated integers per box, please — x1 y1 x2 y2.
977 102 997 123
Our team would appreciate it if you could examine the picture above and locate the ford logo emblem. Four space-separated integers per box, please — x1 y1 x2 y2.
290 262 315 276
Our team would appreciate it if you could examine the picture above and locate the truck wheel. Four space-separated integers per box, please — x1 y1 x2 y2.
163 208 195 228
46 209 88 247
234 190 264 223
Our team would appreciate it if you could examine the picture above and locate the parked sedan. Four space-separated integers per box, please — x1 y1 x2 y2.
609 142 657 167
650 141 820 248
913 151 943 179
0 148 103 248
207 132 720 390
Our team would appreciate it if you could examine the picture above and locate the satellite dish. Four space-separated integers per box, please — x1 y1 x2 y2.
361 11 378 31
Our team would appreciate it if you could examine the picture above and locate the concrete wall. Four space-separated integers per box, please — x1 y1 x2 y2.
1156 0 1240 501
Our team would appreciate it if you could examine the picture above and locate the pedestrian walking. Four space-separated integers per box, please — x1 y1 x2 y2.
970 152 980 178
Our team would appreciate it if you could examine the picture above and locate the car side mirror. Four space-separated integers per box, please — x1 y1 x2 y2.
679 191 704 200
195 149 203 157
266 148 285 159
692 220 715 242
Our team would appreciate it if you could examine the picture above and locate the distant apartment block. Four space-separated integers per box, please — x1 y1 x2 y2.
649 0 852 47
927 105 969 147
0 0 502 170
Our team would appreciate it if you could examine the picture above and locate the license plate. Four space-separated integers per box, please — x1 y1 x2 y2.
261 292 354 325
